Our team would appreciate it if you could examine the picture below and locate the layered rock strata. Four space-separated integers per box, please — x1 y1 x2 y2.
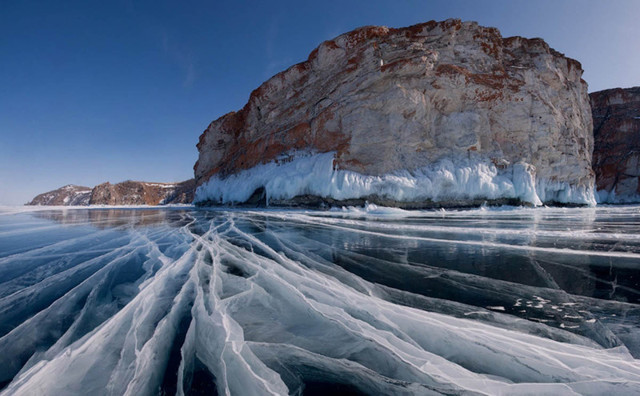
591 87 640 203
27 179 195 206
195 19 596 207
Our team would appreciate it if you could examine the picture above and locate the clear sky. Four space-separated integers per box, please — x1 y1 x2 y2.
1 0 639 205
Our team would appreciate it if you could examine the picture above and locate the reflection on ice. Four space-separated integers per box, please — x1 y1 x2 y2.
1 205 640 395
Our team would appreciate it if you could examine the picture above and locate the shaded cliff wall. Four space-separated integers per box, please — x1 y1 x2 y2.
591 87 640 203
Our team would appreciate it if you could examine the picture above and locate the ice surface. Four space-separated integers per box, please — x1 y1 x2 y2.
0 205 639 395
194 152 597 206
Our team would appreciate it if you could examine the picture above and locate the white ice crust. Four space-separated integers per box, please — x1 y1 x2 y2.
195 152 596 206
597 189 640 204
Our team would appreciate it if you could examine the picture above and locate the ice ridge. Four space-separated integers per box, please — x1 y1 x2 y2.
195 152 596 206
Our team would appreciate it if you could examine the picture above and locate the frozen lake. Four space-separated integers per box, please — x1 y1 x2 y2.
1 205 640 395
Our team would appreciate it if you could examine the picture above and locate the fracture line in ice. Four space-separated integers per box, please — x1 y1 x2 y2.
2 211 640 395
289 209 640 243
274 223 625 349
215 220 640 393
252 211 640 259
2 229 198 395
182 222 289 395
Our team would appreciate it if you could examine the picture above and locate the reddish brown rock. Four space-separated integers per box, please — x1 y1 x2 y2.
591 87 640 202
27 180 195 206
88 180 195 205
194 19 595 206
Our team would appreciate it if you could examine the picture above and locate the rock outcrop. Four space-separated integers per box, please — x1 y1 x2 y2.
591 87 640 203
88 180 195 205
194 19 595 207
27 179 195 206
27 185 92 206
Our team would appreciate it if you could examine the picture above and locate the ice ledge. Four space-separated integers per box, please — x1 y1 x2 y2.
596 189 640 204
194 152 596 207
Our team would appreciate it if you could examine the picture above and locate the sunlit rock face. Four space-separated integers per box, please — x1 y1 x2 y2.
26 185 92 206
195 19 595 206
27 180 195 206
591 87 640 203
89 180 195 205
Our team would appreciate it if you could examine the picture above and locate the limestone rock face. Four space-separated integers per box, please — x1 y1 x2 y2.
27 180 195 206
591 87 640 203
27 185 92 206
195 19 595 206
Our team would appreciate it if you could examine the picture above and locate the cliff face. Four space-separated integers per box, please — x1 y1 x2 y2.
591 87 640 203
27 180 195 206
27 185 92 206
89 180 195 205
195 19 595 207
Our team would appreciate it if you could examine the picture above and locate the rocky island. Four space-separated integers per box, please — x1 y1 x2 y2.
194 19 596 207
27 179 194 206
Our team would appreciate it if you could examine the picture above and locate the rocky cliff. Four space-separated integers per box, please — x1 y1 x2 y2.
27 179 195 206
88 180 195 205
194 19 596 207
27 185 92 206
591 87 640 203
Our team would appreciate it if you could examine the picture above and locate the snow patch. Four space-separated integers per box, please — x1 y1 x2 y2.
144 183 178 188
195 152 596 207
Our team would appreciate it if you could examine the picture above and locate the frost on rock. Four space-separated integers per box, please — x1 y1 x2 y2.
194 152 596 207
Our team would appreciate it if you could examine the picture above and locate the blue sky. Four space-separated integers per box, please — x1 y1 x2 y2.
1 0 639 205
